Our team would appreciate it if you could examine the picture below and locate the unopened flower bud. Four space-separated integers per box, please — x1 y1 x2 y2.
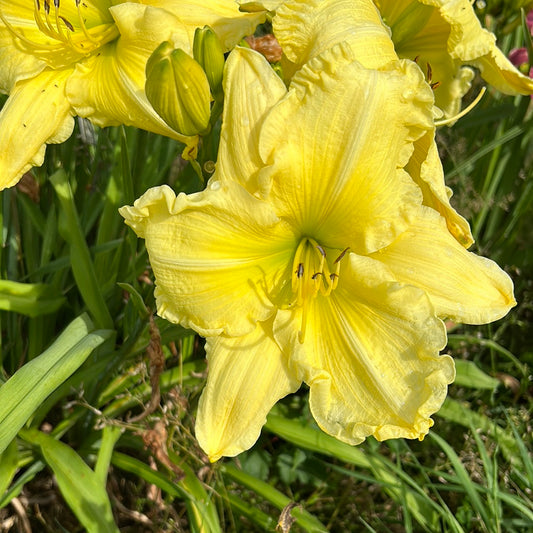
146 41 211 136
193 26 225 95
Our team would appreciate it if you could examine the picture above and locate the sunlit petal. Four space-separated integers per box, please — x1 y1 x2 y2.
196 320 300 462
216 47 286 194
274 254 454 444
274 0 397 70
430 0 533 96
370 207 516 324
0 25 45 92
0 69 74 190
143 0 266 50
376 0 533 117
259 45 432 254
119 182 296 337
407 131 473 247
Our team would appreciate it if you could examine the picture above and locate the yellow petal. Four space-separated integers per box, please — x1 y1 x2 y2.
371 207 516 324
259 46 432 254
376 0 474 118
143 0 266 51
377 0 533 117
427 0 533 96
407 131 474 247
274 0 397 71
119 182 295 337
196 320 300 462
274 254 454 445
0 69 74 190
0 23 46 92
216 47 286 194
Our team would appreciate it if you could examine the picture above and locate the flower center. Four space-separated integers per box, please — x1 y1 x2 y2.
291 237 349 343
1 0 119 63
379 1 434 49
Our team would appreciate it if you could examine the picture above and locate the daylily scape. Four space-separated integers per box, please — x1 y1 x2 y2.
0 0 264 189
121 46 515 461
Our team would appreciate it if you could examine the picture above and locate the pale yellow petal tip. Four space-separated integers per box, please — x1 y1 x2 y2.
374 354 455 442
196 431 257 464
313 353 456 446
119 185 178 237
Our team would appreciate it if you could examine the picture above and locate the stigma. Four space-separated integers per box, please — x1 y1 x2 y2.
291 238 349 343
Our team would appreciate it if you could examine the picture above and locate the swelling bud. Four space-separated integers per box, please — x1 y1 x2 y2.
193 26 225 96
146 42 211 136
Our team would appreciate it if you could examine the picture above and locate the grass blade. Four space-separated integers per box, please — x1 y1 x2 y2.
20 429 119 533
50 169 113 329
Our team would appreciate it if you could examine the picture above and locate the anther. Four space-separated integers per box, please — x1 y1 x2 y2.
44 0 50 14
334 247 349 264
296 263 304 278
426 62 432 82
316 244 326 257
60 16 74 31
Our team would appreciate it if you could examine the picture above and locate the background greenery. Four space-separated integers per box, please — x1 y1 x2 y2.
0 3 532 532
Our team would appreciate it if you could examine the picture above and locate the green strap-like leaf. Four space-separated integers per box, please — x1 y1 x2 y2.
0 314 112 454
0 279 65 317
20 429 119 533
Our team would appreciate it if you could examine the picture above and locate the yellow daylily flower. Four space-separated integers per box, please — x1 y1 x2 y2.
375 0 533 118
270 0 533 118
120 46 515 461
0 0 265 190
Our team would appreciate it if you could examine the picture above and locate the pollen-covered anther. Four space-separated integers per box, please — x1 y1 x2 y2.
425 62 440 91
291 238 349 342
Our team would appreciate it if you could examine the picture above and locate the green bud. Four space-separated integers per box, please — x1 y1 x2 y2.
146 41 211 136
193 26 225 95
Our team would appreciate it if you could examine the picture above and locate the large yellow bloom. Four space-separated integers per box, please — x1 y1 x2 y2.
0 0 264 190
120 46 515 461
271 0 533 118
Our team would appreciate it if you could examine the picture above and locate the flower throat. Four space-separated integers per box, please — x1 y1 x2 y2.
1 0 119 58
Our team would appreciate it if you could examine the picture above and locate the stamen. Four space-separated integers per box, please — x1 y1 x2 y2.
0 0 119 57
76 0 102 46
291 238 349 342
435 87 486 126
316 244 326 257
